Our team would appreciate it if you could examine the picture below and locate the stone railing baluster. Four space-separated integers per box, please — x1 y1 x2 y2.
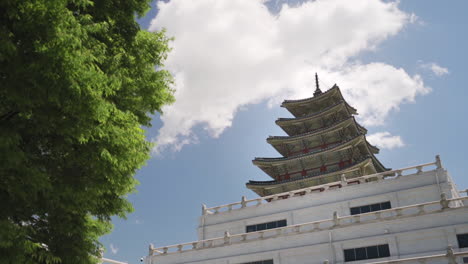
148 243 154 256
440 193 449 209
241 196 247 208
202 204 207 215
436 155 442 169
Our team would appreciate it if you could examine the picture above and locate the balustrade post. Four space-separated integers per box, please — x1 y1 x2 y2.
224 231 231 244
148 243 154 256
440 193 450 209
241 196 247 208
396 170 403 177
202 204 207 215
192 242 198 250
446 245 457 264
177 244 183 252
436 155 443 169
162 247 168 254
341 174 348 186
332 211 339 226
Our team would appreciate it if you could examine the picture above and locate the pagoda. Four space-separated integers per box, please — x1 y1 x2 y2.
144 75 468 264
247 74 387 196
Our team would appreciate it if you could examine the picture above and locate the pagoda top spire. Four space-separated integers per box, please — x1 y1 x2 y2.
314 73 322 97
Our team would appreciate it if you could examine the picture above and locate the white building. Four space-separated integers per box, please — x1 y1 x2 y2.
145 77 468 264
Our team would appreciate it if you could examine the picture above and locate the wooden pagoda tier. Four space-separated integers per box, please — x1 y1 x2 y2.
269 116 369 158
247 156 379 196
281 84 350 118
276 100 357 136
247 78 388 197
252 134 385 180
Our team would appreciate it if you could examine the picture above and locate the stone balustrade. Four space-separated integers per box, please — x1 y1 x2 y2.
203 156 443 215
148 193 467 257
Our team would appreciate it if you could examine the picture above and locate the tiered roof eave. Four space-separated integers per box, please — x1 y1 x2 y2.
281 85 357 117
246 157 378 196
275 100 357 126
254 134 370 164
267 116 366 145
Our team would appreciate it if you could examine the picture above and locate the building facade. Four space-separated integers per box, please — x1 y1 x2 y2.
145 78 468 264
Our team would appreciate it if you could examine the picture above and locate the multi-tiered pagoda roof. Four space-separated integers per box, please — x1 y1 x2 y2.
247 74 389 196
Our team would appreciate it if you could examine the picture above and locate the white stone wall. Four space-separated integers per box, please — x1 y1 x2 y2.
146 167 468 264
147 207 468 264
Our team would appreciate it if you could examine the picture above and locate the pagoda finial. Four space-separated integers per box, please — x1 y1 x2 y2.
314 72 322 96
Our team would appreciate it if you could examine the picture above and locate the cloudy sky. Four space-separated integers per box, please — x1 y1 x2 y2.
101 0 468 262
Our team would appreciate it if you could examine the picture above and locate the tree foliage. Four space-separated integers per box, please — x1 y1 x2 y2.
0 0 174 263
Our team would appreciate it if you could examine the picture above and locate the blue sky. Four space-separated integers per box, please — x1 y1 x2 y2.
101 0 468 262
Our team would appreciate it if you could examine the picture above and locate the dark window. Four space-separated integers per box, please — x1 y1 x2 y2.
458 234 468 248
350 202 392 215
240 260 273 264
381 201 391 210
378 244 390 257
277 220 287 227
344 244 390 262
344 249 356 262
463 257 468 263
246 220 287 233
366 246 379 259
266 222 276 229
257 223 267 231
246 225 256 233
355 247 366 261
370 203 381 211
350 207 360 215
360 205 371 214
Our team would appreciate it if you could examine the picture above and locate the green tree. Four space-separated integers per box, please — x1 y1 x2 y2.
0 0 174 263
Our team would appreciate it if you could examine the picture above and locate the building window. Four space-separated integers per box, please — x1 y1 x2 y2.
240 260 273 264
344 244 390 262
246 220 286 233
350 201 391 215
457 234 468 248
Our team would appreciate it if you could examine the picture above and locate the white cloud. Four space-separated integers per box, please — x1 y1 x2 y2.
110 243 118 255
150 0 429 153
419 62 449 76
367 132 405 150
